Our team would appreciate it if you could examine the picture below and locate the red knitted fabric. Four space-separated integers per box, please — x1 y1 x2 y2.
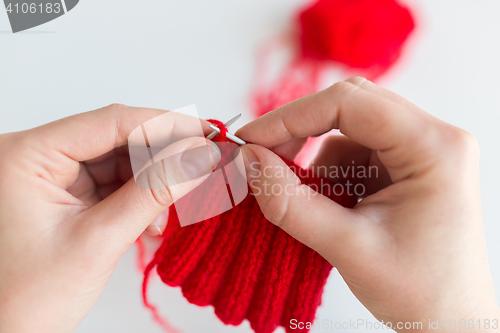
142 120 358 333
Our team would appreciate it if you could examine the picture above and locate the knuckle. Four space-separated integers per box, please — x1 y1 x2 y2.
105 104 129 143
143 164 174 207
328 81 355 96
345 76 369 87
261 192 289 228
429 126 480 183
458 130 479 154
327 78 368 101
106 103 128 114
149 187 174 207
441 126 479 159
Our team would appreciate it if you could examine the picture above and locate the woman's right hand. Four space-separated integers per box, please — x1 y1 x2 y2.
236 77 500 332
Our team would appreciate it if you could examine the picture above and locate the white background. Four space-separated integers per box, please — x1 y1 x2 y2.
1 1 499 332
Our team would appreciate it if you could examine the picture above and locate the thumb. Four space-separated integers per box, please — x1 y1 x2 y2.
241 144 364 265
77 137 221 253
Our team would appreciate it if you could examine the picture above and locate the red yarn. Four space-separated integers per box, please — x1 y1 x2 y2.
142 120 358 333
251 0 415 167
251 0 415 118
298 0 415 74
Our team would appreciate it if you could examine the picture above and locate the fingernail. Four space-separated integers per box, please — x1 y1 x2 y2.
208 141 222 170
153 213 164 235
241 146 261 180
145 214 164 236
180 140 221 180
145 210 168 236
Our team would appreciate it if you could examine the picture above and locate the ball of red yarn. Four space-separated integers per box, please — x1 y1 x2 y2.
298 0 415 71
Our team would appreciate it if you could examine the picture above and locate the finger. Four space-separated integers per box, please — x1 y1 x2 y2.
76 137 221 251
144 210 169 236
312 135 372 179
84 154 132 186
67 154 132 205
83 145 129 165
96 182 123 200
270 138 307 161
81 153 170 236
312 135 392 196
345 76 422 113
236 78 447 182
241 144 370 266
66 163 100 207
30 104 213 163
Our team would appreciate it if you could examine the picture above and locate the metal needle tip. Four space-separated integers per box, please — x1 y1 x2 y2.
206 113 242 140
223 113 242 128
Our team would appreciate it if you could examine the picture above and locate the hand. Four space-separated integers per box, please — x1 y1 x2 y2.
0 104 220 333
236 77 500 332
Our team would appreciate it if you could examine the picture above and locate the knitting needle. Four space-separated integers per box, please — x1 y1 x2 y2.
223 113 242 128
206 113 242 140
226 132 246 145
209 124 246 145
208 124 221 136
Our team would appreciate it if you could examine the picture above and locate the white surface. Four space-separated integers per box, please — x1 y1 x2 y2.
1 1 499 332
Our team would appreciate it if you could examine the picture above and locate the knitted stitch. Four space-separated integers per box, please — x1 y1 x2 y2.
142 120 358 333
